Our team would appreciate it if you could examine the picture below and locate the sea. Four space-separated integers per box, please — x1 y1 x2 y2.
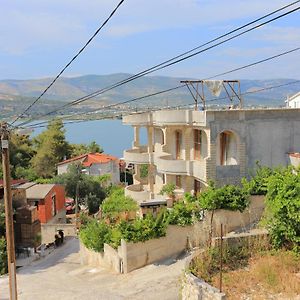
30 119 147 158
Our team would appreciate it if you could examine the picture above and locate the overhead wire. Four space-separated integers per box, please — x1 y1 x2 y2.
11 0 126 125
25 79 300 130
22 46 300 128
15 1 300 128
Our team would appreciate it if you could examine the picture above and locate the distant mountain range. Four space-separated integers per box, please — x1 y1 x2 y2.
0 74 299 118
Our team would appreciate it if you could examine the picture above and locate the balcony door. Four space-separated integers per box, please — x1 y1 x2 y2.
175 130 182 159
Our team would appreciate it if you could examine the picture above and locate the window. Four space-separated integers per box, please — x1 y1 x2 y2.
194 129 202 160
219 131 238 166
175 130 182 159
162 173 166 185
176 175 182 188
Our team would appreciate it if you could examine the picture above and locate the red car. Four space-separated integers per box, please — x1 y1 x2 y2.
65 198 76 214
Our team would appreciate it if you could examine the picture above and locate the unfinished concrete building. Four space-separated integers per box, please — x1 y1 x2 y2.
123 108 300 203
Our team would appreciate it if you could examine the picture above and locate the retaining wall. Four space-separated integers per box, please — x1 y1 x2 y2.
79 196 266 273
182 273 226 300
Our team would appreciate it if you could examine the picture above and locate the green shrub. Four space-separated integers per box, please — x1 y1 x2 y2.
168 198 201 226
101 187 137 221
79 220 111 252
242 163 274 195
0 237 7 275
198 183 250 212
159 183 176 198
117 211 169 243
264 167 300 251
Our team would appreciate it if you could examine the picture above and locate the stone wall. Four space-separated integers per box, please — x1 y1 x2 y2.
182 273 226 300
41 223 77 244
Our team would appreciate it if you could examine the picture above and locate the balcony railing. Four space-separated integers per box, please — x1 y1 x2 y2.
125 184 150 203
155 154 188 175
123 146 150 164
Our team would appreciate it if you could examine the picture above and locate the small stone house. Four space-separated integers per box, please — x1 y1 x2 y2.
17 183 66 224
57 152 120 185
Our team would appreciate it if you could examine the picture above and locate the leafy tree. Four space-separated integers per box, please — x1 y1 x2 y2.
264 167 300 251
168 195 201 226
52 164 106 213
0 133 35 179
70 141 103 157
140 164 149 178
31 119 71 178
87 194 101 214
101 187 138 221
198 182 250 245
242 162 274 195
160 183 176 198
79 220 111 252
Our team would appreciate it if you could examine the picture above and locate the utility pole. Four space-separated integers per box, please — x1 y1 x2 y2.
1 122 18 300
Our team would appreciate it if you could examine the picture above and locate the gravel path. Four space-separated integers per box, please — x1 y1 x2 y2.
0 238 189 300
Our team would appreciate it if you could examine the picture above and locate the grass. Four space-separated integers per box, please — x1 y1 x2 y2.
212 250 300 299
190 238 300 299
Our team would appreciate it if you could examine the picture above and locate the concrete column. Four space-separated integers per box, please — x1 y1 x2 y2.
148 164 155 199
133 126 140 147
147 126 153 153
184 127 192 161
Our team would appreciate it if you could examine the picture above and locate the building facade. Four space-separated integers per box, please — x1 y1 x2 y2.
123 108 300 203
17 183 66 224
57 153 120 185
286 92 300 108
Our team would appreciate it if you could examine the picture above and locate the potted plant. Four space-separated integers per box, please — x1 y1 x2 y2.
159 183 176 208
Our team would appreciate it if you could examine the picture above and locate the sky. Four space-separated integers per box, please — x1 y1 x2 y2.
0 0 299 80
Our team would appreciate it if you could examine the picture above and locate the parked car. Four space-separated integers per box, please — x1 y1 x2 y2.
65 198 76 214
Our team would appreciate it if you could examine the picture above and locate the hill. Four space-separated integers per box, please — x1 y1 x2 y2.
0 74 299 118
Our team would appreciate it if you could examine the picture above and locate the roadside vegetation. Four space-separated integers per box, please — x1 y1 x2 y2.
79 183 251 251
189 165 300 299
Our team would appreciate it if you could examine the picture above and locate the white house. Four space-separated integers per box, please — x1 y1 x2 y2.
122 108 300 204
286 92 300 108
57 153 120 185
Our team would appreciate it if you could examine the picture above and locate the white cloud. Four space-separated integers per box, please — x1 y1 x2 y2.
0 0 294 53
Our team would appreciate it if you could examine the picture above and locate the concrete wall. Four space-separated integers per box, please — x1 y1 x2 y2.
205 195 265 236
182 273 226 300
79 242 121 273
124 108 300 195
79 196 265 273
41 223 77 244
120 224 202 273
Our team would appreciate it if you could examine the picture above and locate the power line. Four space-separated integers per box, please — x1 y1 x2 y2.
21 46 300 128
11 0 126 125
25 79 300 130
16 2 300 127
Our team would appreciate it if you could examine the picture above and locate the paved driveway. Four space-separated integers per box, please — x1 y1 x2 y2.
0 238 189 300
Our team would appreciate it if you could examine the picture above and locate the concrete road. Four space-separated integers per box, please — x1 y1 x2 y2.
0 237 189 300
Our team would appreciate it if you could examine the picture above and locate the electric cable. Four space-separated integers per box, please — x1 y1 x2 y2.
17 2 300 126
11 0 126 125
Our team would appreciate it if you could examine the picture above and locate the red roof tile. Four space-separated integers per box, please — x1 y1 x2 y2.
58 153 118 167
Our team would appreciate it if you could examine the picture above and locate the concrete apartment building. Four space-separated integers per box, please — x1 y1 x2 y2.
123 108 300 203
